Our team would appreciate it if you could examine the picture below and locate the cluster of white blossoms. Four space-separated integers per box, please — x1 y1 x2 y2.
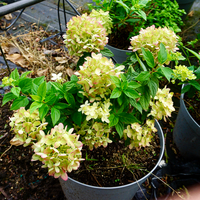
78 99 111 123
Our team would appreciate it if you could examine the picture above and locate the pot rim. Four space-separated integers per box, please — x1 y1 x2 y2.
106 44 131 53
67 120 165 190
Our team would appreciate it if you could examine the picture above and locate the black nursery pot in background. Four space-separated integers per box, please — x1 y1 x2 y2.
175 0 195 14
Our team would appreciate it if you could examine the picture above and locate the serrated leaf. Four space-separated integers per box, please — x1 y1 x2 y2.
128 81 141 89
33 76 45 86
124 88 140 99
37 81 46 100
158 43 167 64
110 88 122 99
39 104 49 120
2 92 17 106
136 53 147 71
160 66 172 82
10 68 19 81
139 86 151 110
118 113 139 124
110 76 121 87
19 78 33 93
147 79 158 97
135 10 146 20
21 71 32 79
100 47 114 57
130 99 142 114
11 87 21 97
135 71 150 82
30 95 42 102
51 107 60 126
141 47 155 68
109 114 119 127
54 103 70 109
115 121 124 138
64 93 75 107
10 96 29 110
30 102 43 113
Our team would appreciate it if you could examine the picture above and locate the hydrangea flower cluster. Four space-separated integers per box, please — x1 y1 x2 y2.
9 107 47 147
149 87 175 121
1 77 15 87
77 121 112 150
78 99 111 123
89 9 113 35
75 53 124 101
129 25 179 64
31 123 84 181
124 119 156 149
64 13 108 56
172 65 196 83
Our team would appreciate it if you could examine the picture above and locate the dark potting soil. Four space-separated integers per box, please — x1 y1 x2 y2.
69 134 161 187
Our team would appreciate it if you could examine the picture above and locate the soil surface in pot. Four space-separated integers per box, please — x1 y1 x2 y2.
69 134 161 187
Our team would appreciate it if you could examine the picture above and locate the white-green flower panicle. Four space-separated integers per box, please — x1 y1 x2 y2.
31 123 84 181
129 25 179 65
64 13 108 56
89 9 113 35
9 107 47 147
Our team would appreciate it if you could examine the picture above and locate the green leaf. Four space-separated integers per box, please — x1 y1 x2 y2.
115 0 129 13
63 82 75 92
50 82 63 92
117 93 125 106
130 99 142 114
135 71 150 82
29 102 44 113
136 53 147 71
109 114 119 127
128 81 141 89
39 104 49 120
71 75 79 82
72 111 82 126
118 113 139 124
37 81 46 100
123 88 140 99
139 86 150 110
45 94 58 105
110 88 122 99
125 18 140 23
30 95 42 102
158 43 167 64
33 76 45 86
21 71 32 79
100 47 114 57
2 92 17 106
184 46 200 60
19 78 33 93
135 10 147 20
160 66 173 82
10 96 29 110
10 68 19 81
195 67 200 79
110 76 121 87
147 79 158 97
115 121 124 138
54 103 70 109
189 80 200 90
51 107 60 126
64 93 75 107
11 87 21 97
141 47 155 68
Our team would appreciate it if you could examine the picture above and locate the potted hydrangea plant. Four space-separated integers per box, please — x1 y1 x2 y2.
171 49 200 160
87 0 186 63
1 10 181 200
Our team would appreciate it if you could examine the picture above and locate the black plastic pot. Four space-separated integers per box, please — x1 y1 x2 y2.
173 90 200 159
175 0 195 14
59 121 165 200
